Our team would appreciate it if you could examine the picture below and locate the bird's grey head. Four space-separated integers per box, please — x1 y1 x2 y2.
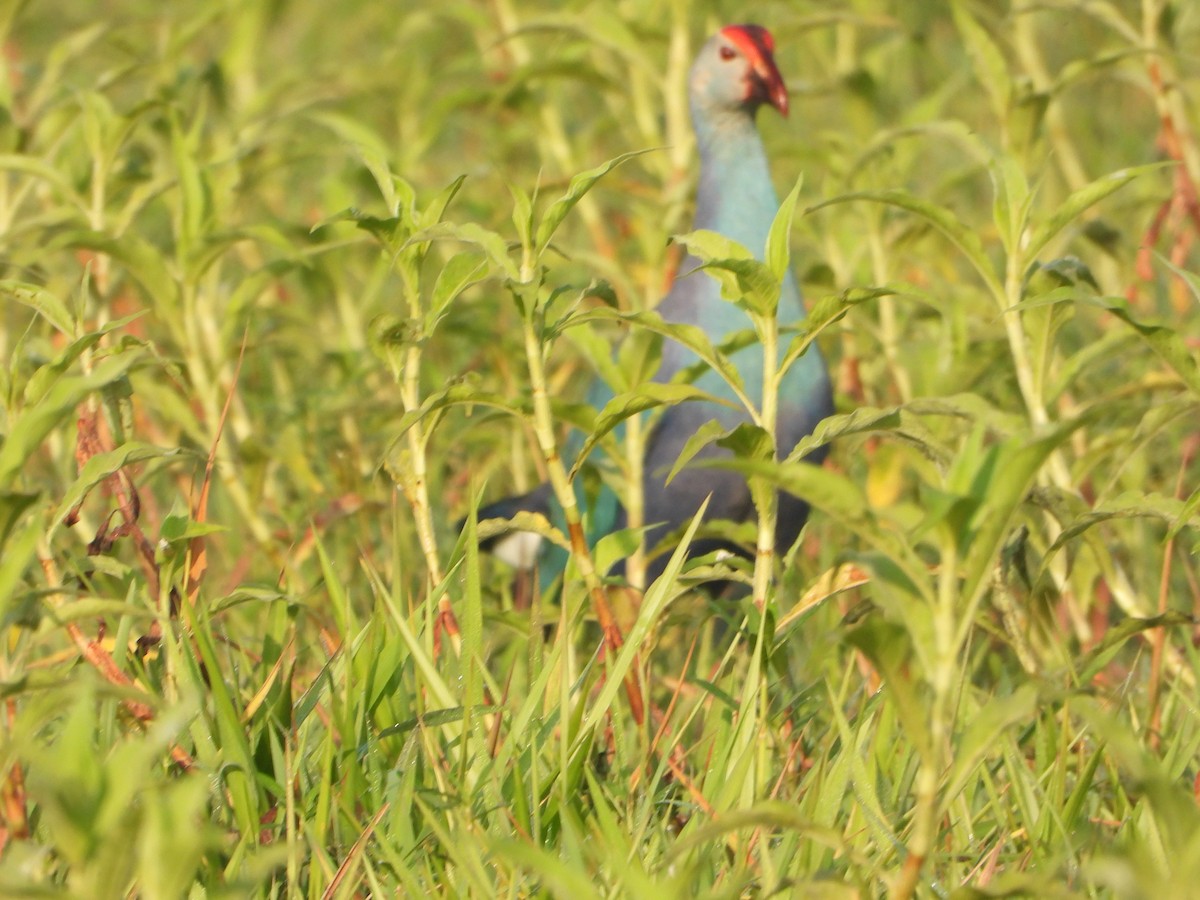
689 24 789 119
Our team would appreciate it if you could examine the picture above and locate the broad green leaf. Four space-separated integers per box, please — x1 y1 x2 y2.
673 228 752 263
534 148 652 252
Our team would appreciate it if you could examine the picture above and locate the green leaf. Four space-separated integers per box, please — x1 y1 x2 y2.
1 280 76 335
808 189 999 293
1154 251 1200 306
843 618 932 758
788 402 954 465
579 498 709 736
565 308 751 409
0 154 84 213
419 174 466 230
779 286 885 381
593 525 653 578
55 231 179 310
402 221 520 281
51 442 184 534
22 311 146 407
700 455 870 524
665 801 843 862
1048 490 1187 551
614 329 662 390
988 154 1032 255
664 420 729 487
474 511 572 555
672 230 779 315
429 251 490 320
509 181 534 252
1026 164 1166 260
568 382 728 480
310 111 402 216
0 491 39 552
1075 612 1192 684
951 2 1012 119
959 414 1098 611
534 148 652 252
716 423 773 461
766 175 804 283
0 348 146 488
386 381 519 450
1102 299 1200 396
943 684 1038 803
0 492 40 621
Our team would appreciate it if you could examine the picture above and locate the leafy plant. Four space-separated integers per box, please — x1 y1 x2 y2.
0 1 1197 897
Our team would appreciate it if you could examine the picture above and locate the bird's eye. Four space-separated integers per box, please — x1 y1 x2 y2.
719 46 736 61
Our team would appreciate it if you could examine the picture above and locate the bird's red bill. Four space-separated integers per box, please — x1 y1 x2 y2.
720 23 789 116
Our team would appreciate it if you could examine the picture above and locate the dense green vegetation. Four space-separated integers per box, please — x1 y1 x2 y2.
1 0 1199 895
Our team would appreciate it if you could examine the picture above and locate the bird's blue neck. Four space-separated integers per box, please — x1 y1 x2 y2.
691 105 781 260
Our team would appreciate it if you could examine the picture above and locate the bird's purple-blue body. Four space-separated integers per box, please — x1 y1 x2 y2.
479 24 834 588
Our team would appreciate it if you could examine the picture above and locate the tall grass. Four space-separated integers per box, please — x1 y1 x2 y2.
1 0 1198 896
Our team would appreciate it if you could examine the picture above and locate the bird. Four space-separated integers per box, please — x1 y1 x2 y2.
475 23 834 592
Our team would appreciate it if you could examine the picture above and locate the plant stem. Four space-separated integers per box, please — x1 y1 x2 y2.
515 279 643 723
751 313 779 611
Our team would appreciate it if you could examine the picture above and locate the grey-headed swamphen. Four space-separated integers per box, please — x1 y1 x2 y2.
475 24 834 591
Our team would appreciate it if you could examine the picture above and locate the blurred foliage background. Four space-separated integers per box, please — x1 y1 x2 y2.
1 0 1198 896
